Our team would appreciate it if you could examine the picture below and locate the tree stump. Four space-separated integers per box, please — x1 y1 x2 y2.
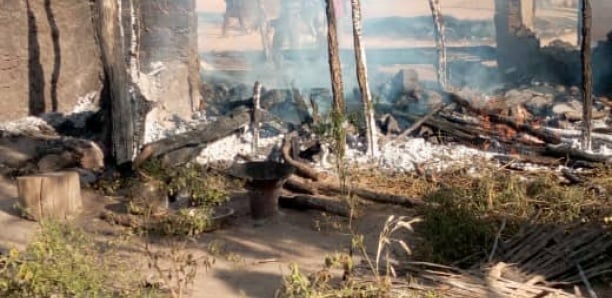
16 171 82 221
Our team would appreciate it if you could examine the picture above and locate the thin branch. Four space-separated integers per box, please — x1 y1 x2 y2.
577 262 599 298
488 218 507 263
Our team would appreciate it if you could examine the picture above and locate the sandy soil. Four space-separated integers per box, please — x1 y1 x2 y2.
197 0 496 53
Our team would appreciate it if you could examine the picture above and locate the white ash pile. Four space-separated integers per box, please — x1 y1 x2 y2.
345 138 493 173
0 92 101 137
196 131 284 165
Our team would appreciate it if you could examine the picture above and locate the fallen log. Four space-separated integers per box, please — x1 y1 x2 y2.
446 92 563 144
544 143 612 164
491 154 562 167
543 127 612 145
281 132 322 181
286 175 423 207
392 111 480 142
133 107 251 168
279 193 351 217
0 134 105 174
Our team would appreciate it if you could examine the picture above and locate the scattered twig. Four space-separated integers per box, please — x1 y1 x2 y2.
253 258 279 265
488 218 507 263
577 262 599 298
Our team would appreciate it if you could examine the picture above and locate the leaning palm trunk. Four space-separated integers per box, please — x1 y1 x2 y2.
428 0 448 90
350 0 379 158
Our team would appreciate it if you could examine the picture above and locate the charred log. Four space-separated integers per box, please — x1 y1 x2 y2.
286 175 423 207
133 107 252 168
279 193 351 217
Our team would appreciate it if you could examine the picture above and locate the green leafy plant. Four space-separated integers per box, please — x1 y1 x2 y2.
156 207 214 237
166 168 231 208
0 220 154 297
139 159 232 208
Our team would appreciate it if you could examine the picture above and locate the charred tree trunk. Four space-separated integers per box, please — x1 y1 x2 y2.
325 0 347 159
580 0 593 151
94 0 134 164
350 0 379 158
93 0 201 165
428 0 448 90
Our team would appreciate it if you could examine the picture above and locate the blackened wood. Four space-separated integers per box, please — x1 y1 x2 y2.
94 0 134 164
132 108 251 168
279 193 351 217
446 92 562 144
281 132 322 181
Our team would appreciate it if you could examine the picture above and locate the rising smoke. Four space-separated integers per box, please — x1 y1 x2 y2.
199 0 612 116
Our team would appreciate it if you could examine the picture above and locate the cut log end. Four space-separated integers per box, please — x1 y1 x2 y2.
16 171 82 221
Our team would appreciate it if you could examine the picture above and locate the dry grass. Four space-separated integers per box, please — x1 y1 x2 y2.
348 164 612 268
283 163 612 296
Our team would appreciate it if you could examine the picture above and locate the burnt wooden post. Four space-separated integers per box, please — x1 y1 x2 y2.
580 0 593 150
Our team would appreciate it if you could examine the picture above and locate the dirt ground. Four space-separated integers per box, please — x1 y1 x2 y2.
0 179 416 298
